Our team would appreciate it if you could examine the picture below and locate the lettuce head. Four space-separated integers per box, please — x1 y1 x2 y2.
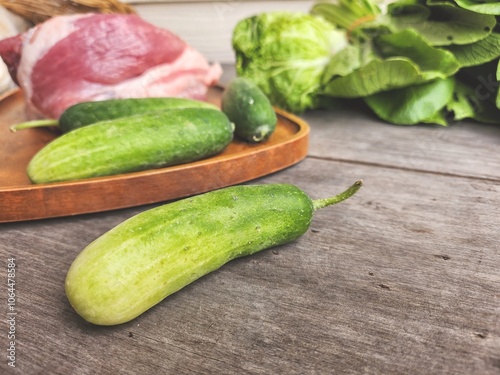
232 11 347 113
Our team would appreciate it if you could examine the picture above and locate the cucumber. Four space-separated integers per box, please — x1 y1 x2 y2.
65 181 362 325
10 97 219 133
27 108 233 183
60 98 219 132
221 77 277 143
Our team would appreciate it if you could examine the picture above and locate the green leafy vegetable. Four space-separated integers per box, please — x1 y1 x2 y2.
364 78 455 125
450 80 500 124
232 11 348 113
454 0 500 15
313 0 500 125
444 33 500 67
388 0 496 46
231 0 500 126
322 29 459 97
445 82 476 122
310 0 382 42
453 60 500 123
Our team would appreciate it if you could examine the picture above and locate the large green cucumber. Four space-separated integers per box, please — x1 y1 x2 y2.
65 181 362 325
27 108 233 183
59 97 219 132
221 77 277 143
10 97 219 133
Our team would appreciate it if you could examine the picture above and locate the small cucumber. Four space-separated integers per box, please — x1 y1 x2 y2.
65 181 362 325
27 108 233 183
221 77 277 143
10 97 219 133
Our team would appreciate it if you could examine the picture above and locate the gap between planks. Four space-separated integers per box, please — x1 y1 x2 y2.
306 155 500 183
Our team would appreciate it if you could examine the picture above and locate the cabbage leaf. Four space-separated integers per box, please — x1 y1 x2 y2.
454 0 500 15
445 33 500 67
364 78 455 125
388 0 497 46
450 79 500 123
322 29 459 98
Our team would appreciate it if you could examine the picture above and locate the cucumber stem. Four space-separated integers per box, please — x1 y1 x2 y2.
312 180 363 211
10 119 59 132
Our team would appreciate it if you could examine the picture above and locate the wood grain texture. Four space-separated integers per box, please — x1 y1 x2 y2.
303 103 500 180
0 65 499 374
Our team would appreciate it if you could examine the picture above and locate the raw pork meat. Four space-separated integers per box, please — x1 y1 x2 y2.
0 13 222 118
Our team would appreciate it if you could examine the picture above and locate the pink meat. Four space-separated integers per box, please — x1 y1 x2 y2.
0 13 222 118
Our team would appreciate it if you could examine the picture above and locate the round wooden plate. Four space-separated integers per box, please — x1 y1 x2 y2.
0 87 309 222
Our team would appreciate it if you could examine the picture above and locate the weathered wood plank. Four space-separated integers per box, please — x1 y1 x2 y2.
304 106 500 181
1 156 498 375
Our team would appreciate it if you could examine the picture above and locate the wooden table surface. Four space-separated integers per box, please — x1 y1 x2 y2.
1 66 499 375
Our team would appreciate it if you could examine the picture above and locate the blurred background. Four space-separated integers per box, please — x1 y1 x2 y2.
126 0 314 63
